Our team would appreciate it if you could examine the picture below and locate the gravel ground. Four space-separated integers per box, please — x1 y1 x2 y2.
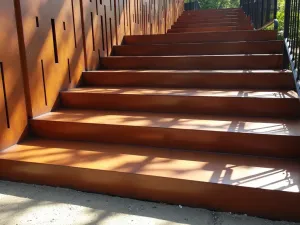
0 180 299 225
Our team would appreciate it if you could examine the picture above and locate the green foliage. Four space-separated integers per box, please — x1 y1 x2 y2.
263 0 284 39
198 0 239 9
276 0 285 31
184 0 239 9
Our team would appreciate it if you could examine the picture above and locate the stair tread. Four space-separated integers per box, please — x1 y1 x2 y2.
124 30 276 39
63 87 298 99
2 138 300 193
34 109 300 136
106 54 281 58
84 69 291 73
118 40 282 46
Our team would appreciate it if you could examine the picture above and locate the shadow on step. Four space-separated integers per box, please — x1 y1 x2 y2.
4 139 300 193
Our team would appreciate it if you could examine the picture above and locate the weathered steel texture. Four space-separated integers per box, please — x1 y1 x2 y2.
16 0 85 118
0 0 27 150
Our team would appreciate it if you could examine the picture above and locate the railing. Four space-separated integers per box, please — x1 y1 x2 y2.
240 0 277 29
283 0 300 95
184 0 200 11
240 0 300 96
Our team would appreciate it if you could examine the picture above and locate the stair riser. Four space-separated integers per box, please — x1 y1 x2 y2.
172 22 250 28
82 72 295 90
61 93 300 117
182 8 243 13
1 159 299 221
177 16 246 22
30 120 300 158
176 18 244 23
181 9 243 13
168 26 253 33
100 55 283 70
113 42 283 56
183 9 242 12
123 31 277 45
179 14 245 19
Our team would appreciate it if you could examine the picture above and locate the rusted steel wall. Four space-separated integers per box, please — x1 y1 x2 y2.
82 0 185 70
0 0 184 150
0 0 28 150
15 0 86 118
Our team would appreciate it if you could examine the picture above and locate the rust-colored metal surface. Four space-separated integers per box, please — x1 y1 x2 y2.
15 0 86 118
1 5 300 221
82 70 295 90
0 0 27 150
30 109 300 158
0 0 183 149
123 30 278 45
113 41 283 56
82 0 184 70
60 87 300 117
100 55 283 70
1 138 300 221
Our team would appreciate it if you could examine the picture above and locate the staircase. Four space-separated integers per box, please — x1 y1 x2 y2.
1 8 300 221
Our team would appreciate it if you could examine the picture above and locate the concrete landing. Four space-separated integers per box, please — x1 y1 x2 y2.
0 180 298 225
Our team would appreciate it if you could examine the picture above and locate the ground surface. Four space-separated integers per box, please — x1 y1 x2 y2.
0 180 299 225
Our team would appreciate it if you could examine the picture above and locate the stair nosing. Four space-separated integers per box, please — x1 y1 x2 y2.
61 88 298 100
104 54 283 58
83 70 292 73
2 138 300 194
32 109 300 137
114 40 283 47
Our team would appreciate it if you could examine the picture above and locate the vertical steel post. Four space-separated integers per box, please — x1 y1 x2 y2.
261 0 265 27
283 0 291 69
274 0 277 19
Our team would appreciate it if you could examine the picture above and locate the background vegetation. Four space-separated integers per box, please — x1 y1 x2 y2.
184 0 286 38
184 0 239 9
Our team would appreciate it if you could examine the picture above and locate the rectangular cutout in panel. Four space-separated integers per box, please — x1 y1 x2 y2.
0 62 10 128
147 4 149 22
110 0 112 11
126 0 128 26
128 0 131 34
109 18 113 49
40 60 48 106
71 0 77 48
51 19 59 63
67 59 71 83
96 0 99 15
154 0 156 23
118 0 121 24
123 0 126 34
115 20 118 45
140 1 142 25
146 4 148 24
134 0 136 23
63 21 66 30
100 16 105 51
36 16 39 27
100 0 102 4
104 6 109 56
137 0 139 24
90 12 95 51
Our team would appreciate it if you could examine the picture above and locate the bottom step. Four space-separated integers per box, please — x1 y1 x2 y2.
1 138 300 221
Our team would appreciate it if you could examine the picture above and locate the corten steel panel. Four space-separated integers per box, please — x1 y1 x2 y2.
129 0 183 35
82 0 184 69
82 0 117 70
16 0 85 118
0 0 27 150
